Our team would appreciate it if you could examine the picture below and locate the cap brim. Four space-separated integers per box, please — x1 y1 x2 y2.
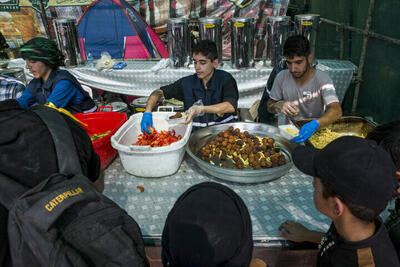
292 145 319 177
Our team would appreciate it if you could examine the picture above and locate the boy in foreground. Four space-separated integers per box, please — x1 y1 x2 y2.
281 136 399 266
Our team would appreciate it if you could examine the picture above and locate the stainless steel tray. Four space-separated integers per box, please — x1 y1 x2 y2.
186 122 299 184
295 116 376 136
294 116 376 148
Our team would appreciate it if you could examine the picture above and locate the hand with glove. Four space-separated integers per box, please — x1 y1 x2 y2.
140 112 153 134
291 119 319 143
185 105 205 124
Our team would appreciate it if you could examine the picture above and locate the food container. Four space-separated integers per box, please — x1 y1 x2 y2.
295 116 376 148
186 122 298 184
157 105 184 112
266 16 291 66
53 18 84 67
111 112 193 177
109 101 131 117
109 101 127 112
198 17 223 64
294 14 320 60
130 97 148 113
167 18 190 68
230 17 255 68
161 98 184 112
74 112 127 169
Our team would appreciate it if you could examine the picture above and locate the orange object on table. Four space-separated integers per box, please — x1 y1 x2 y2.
136 186 144 192
74 112 127 169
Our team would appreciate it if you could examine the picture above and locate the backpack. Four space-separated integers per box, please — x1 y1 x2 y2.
0 108 149 267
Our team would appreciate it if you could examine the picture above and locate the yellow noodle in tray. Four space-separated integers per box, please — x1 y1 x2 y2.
309 128 365 149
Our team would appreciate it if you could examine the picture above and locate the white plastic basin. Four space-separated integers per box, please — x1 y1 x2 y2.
111 112 192 177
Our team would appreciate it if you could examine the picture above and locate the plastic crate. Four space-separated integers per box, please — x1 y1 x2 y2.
74 112 127 169
111 112 192 177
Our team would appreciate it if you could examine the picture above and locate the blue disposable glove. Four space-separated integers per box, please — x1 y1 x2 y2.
291 119 319 143
140 112 153 134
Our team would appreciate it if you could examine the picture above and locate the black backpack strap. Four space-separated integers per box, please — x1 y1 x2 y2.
0 172 28 210
32 108 83 176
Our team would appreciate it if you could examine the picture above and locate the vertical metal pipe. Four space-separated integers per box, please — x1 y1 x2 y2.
38 0 51 39
351 0 375 114
339 25 344 60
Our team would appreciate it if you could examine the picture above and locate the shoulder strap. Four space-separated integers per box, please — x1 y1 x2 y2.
0 108 83 209
0 172 28 210
32 108 83 176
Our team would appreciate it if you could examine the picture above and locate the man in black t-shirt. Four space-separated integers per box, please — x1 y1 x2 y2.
280 136 400 267
0 99 103 266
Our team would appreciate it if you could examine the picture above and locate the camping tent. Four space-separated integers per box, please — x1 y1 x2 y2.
77 0 169 59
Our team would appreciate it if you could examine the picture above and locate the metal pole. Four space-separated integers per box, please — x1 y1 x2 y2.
337 25 344 60
38 0 51 39
320 17 400 47
351 0 375 114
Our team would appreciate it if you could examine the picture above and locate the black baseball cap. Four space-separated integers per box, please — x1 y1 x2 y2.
161 182 253 267
292 136 398 210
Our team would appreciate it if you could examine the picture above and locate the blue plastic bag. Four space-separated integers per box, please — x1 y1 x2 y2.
112 62 127 70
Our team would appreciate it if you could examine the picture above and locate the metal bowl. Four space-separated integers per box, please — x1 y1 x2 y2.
186 122 299 184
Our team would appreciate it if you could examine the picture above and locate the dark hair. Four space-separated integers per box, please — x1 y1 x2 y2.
283 35 311 59
321 179 387 222
366 120 400 171
192 40 218 61
41 60 60 70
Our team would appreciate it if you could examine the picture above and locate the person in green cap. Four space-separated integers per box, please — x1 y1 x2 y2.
17 37 96 114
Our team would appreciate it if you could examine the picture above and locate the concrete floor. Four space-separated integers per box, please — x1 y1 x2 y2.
145 247 318 267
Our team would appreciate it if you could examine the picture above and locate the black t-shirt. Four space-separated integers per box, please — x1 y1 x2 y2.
0 99 100 266
317 218 400 267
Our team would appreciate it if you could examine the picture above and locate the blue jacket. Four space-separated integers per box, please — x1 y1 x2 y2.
25 70 95 113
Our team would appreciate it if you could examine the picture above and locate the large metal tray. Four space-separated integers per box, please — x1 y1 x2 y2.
295 116 376 136
186 122 299 184
294 116 376 148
